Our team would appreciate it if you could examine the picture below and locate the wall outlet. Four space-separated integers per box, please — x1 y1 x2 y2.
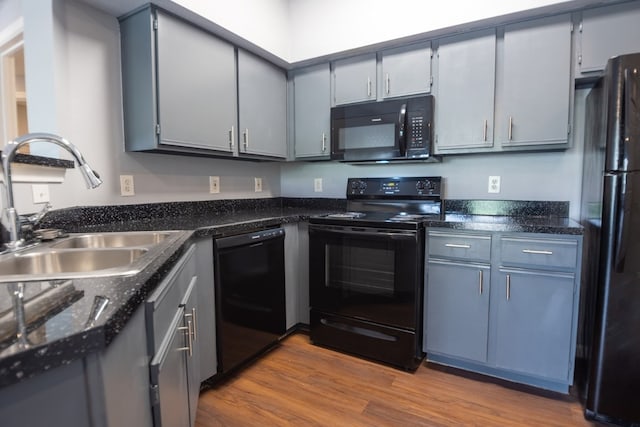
209 176 220 194
31 184 50 204
488 176 501 193
254 177 263 192
120 175 135 196
314 178 323 192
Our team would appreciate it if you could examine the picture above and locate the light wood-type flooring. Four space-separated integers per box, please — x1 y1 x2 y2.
196 333 600 426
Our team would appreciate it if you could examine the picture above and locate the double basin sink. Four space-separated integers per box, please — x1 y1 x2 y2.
0 230 187 283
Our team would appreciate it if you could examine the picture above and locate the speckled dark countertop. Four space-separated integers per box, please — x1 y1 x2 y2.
0 197 581 389
2 151 75 169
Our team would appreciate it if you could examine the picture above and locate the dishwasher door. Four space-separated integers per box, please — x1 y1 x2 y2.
214 227 286 375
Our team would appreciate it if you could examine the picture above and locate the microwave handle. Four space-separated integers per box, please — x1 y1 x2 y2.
398 103 407 155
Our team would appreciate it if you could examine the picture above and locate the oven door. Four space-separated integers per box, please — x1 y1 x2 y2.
308 224 423 330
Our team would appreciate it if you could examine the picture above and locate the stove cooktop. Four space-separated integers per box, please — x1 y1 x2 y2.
311 211 443 230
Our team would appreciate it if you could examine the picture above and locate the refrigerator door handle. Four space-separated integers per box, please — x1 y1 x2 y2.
614 173 630 273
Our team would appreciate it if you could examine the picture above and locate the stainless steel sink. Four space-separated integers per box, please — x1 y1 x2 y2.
51 231 173 249
0 248 148 275
0 230 188 283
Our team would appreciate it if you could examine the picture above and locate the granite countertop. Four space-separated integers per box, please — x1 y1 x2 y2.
0 197 582 389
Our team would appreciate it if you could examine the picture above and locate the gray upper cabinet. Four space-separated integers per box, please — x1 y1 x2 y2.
120 7 236 156
238 50 288 159
333 53 377 105
434 30 496 153
578 2 640 75
380 42 432 98
497 14 572 149
293 64 331 159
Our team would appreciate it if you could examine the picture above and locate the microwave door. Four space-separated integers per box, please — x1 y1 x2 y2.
398 103 407 157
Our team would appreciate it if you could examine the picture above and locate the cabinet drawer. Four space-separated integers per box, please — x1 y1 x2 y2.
428 231 491 262
146 244 196 354
500 237 577 270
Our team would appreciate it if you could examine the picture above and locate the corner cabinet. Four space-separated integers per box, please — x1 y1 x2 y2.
292 64 331 159
120 7 237 156
424 229 582 393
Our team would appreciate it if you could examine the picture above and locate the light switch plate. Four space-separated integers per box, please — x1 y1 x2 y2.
254 177 263 192
314 178 323 192
209 176 220 194
488 176 501 193
120 175 135 196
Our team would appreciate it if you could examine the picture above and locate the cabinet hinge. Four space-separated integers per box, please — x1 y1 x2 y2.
579 21 583 33
155 124 161 135
578 54 582 65
153 19 158 31
149 384 160 406
570 23 574 33
430 75 433 86
568 123 572 135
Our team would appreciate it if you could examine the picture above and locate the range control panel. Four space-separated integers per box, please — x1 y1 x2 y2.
347 176 442 198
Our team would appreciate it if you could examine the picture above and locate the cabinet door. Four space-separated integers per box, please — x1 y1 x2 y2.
434 30 496 153
181 276 200 427
293 64 331 159
425 260 490 363
238 50 287 158
381 42 431 98
495 269 575 381
150 307 190 427
579 2 640 74
194 238 217 382
156 11 236 153
498 14 572 148
333 54 377 105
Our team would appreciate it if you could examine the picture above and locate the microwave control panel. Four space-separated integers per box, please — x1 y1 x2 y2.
408 112 426 148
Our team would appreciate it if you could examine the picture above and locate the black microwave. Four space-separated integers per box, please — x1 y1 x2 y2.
330 95 436 162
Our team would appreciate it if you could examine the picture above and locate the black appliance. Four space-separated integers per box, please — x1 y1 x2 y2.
330 95 438 163
577 53 640 425
214 227 286 376
309 176 442 370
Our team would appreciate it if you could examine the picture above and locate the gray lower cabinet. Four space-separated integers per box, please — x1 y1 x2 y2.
424 229 582 393
120 6 237 156
238 50 288 159
292 64 331 159
147 244 199 427
284 222 310 327
425 260 490 363
194 238 217 382
578 1 640 76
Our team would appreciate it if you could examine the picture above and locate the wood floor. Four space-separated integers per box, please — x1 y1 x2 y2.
196 334 599 427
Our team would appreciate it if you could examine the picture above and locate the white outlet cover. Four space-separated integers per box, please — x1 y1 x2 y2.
120 175 135 196
488 176 501 193
32 184 50 204
254 177 263 192
209 176 220 194
314 178 323 192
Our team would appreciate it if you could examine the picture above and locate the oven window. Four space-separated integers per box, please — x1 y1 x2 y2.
326 244 395 296
339 124 395 150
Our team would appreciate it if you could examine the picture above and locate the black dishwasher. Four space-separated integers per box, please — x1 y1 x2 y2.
214 227 286 376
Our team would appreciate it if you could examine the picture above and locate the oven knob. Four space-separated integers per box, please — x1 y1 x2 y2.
416 181 425 190
350 181 359 190
359 181 367 190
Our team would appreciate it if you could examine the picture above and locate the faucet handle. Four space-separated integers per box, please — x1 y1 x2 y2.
26 202 53 226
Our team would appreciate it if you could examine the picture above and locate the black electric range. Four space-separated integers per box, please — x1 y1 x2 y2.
308 176 442 371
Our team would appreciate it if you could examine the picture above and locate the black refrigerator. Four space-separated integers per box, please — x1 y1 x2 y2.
577 53 640 426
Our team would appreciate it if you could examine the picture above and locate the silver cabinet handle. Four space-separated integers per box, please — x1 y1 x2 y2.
177 320 193 356
385 73 390 95
506 274 511 301
478 270 484 295
483 119 488 142
184 307 197 342
367 77 372 97
508 116 513 141
522 249 553 255
243 128 249 151
445 243 471 249
229 126 234 149
321 133 327 152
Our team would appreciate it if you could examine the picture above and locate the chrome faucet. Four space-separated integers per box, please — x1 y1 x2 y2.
1 133 102 252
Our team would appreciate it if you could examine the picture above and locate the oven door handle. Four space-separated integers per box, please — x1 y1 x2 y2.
310 226 417 240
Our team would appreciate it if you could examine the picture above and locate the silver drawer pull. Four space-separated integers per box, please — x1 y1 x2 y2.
522 249 553 255
506 274 511 301
445 243 471 249
478 270 483 295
